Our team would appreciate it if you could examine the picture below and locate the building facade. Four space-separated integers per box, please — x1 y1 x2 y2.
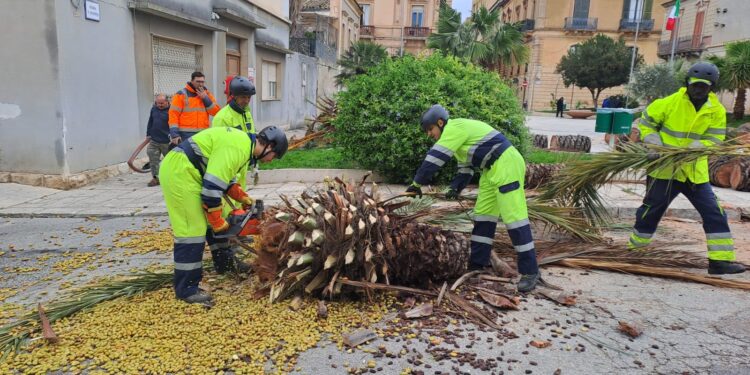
357 0 448 56
657 0 750 113
0 0 316 188
482 0 665 111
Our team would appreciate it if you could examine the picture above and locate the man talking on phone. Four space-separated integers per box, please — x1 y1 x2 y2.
168 71 221 145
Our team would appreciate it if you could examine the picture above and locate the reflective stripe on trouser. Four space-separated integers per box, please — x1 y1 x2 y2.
629 178 735 261
472 147 539 275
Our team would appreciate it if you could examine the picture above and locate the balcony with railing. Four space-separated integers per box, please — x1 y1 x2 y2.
657 36 705 57
360 25 374 38
519 19 535 32
564 17 598 31
289 36 338 62
619 18 654 32
404 26 431 38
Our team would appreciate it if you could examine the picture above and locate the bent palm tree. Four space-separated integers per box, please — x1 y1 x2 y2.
710 41 750 120
427 6 528 71
336 41 388 86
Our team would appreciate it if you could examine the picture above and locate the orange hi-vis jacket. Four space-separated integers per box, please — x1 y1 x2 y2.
168 84 220 133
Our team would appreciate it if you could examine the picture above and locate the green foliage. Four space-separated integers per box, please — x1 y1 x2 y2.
428 6 528 71
627 61 686 103
260 147 359 170
333 53 529 184
556 34 643 108
526 149 592 164
709 41 750 120
336 41 389 86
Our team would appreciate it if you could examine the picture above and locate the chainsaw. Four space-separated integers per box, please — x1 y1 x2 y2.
214 198 264 240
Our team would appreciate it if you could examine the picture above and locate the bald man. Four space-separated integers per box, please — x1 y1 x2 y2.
146 94 171 186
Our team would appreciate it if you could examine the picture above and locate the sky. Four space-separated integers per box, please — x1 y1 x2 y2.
452 0 472 22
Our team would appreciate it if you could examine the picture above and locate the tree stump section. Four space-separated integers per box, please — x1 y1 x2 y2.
730 158 750 192
709 156 738 188
532 134 548 149
728 124 750 145
549 135 591 153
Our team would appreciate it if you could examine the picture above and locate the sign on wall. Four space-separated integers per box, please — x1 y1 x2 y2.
85 0 100 22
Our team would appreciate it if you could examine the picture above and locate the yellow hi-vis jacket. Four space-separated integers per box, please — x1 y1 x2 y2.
638 87 727 184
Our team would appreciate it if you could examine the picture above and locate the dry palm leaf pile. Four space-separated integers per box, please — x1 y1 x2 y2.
287 96 337 151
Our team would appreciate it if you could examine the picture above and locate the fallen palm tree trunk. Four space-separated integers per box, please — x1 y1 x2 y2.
525 164 563 189
550 135 591 153
257 177 605 302
532 134 548 149
556 259 750 290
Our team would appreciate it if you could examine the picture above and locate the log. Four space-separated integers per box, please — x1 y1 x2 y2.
730 124 750 145
549 135 591 153
709 156 739 188
730 158 750 192
525 164 563 189
532 134 548 149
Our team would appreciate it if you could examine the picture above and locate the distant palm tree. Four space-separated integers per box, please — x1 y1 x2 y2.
709 41 750 120
336 41 389 85
427 6 528 71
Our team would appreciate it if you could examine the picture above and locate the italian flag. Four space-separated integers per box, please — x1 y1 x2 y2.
666 0 680 31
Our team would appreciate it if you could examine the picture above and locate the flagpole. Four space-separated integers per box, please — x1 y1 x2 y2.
625 0 643 108
668 1 680 68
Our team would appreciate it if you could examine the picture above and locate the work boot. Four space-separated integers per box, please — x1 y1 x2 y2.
708 260 746 275
147 177 160 187
230 255 251 274
180 291 213 305
517 273 541 293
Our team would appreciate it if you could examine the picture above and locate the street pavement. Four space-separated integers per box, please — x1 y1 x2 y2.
1 115 749 373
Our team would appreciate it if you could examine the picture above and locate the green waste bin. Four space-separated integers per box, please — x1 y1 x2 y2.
612 111 634 134
595 109 613 133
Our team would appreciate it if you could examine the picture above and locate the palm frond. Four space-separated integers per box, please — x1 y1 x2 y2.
536 143 750 225
0 269 174 357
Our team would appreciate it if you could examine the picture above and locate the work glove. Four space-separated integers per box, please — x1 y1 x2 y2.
227 184 254 208
646 151 660 161
689 140 705 149
405 183 422 198
642 134 663 146
203 205 229 233
444 188 459 200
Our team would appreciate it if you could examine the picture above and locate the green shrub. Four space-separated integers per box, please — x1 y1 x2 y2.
333 53 529 184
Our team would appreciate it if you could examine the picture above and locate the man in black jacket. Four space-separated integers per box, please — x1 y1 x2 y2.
146 94 171 187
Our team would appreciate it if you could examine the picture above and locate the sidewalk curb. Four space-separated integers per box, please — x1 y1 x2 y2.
257 169 384 184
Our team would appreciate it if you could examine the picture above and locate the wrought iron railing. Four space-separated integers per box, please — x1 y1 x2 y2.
619 18 654 31
404 26 431 38
564 17 598 31
360 25 374 37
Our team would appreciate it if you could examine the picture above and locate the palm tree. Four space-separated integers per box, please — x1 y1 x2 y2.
427 6 528 71
335 41 388 86
710 41 750 120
